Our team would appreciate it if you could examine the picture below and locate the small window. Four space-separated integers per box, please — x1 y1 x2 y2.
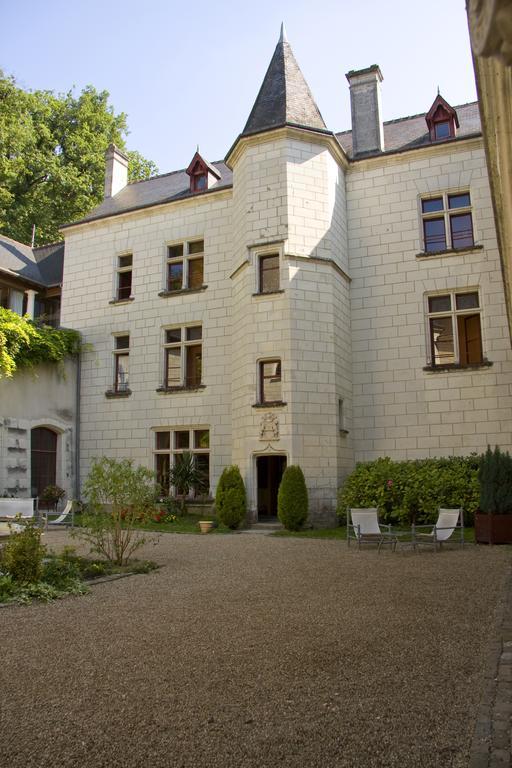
434 121 451 140
116 254 133 300
113 335 130 392
154 428 210 497
166 240 204 291
427 291 483 367
259 254 280 293
163 325 202 388
421 192 474 253
192 173 207 192
259 359 282 404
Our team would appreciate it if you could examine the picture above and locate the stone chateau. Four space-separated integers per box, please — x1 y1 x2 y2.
2 27 512 524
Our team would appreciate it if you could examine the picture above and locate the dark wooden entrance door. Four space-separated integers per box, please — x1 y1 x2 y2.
257 455 287 519
31 427 57 497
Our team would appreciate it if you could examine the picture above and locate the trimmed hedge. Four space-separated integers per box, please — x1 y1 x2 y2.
215 465 246 529
337 455 480 526
278 465 308 531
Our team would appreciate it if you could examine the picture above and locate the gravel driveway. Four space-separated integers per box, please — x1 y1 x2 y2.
0 532 509 768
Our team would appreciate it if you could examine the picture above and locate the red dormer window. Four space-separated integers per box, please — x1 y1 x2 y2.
186 150 221 193
425 94 459 142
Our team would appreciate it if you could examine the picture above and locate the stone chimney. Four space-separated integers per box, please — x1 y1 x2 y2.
345 65 384 156
104 144 129 198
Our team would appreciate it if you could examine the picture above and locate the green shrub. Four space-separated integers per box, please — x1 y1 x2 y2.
277 465 309 531
479 445 512 514
76 457 156 565
215 466 246 529
41 555 81 588
1 520 46 583
338 455 480 526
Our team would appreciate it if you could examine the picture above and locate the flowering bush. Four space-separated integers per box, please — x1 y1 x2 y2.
337 455 480 526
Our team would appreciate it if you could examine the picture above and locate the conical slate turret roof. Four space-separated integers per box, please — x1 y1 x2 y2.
242 25 327 136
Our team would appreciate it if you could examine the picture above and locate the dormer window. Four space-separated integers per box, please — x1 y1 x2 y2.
425 94 459 142
186 150 221 193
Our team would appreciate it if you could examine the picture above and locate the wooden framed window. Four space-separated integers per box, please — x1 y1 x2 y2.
427 291 483 367
154 428 210 496
166 240 204 291
113 335 130 392
259 254 280 293
421 192 474 253
163 325 202 388
259 359 282 404
116 254 133 300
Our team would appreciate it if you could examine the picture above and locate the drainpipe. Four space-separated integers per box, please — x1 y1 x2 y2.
74 353 81 499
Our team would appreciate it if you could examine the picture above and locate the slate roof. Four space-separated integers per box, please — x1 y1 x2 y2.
242 34 327 135
336 101 481 158
0 235 64 288
62 161 232 228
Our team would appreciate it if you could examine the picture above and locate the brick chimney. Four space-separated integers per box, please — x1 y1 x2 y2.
345 65 384 156
104 144 129 198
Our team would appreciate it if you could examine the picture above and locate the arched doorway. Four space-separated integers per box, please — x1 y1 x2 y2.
31 427 57 497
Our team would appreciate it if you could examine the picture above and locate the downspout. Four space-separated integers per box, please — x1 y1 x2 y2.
74 352 81 499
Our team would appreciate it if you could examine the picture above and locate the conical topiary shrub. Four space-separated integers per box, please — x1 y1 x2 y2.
277 465 308 531
215 465 246 529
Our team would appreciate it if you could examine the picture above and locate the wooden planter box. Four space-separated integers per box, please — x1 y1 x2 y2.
475 512 512 544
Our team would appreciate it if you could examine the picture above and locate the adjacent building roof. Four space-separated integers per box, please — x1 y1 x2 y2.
242 27 327 136
62 161 233 228
336 101 481 159
0 235 64 288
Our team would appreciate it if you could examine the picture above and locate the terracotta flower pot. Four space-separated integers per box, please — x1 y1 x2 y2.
199 520 214 534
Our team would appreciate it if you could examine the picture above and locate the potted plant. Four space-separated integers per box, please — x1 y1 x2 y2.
168 452 206 515
475 446 512 544
39 484 66 514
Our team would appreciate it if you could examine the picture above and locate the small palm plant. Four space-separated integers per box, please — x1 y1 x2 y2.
169 452 206 514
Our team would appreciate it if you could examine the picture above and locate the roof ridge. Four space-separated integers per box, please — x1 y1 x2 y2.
336 100 479 136
126 160 226 188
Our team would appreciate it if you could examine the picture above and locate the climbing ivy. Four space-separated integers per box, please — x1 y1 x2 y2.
0 307 81 378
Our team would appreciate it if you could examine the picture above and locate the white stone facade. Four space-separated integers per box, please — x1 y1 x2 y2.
60 125 512 525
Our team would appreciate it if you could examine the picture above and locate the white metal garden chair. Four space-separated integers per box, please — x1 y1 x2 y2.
412 508 464 551
347 508 397 552
43 500 76 530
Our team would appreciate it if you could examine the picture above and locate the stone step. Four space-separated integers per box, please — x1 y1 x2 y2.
249 521 284 532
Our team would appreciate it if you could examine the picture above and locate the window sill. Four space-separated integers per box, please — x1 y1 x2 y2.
251 290 285 297
158 285 208 298
105 389 132 398
109 297 135 305
423 360 493 373
252 401 288 409
416 244 483 260
156 385 206 394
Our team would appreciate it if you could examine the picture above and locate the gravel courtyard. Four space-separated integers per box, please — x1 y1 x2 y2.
0 532 510 768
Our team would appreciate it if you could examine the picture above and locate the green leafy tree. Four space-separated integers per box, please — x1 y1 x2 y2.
215 465 246 529
168 451 206 515
0 71 158 245
76 457 156 565
277 465 309 531
0 307 81 378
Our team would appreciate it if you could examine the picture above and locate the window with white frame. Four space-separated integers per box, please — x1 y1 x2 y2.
421 192 474 253
113 335 130 391
154 428 210 496
166 240 204 292
426 291 483 367
116 254 133 300
163 325 202 388
259 359 282 404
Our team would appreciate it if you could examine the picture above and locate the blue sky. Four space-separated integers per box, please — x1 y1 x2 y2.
1 0 476 174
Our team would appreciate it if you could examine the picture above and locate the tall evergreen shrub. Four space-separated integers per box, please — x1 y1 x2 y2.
277 465 308 531
215 466 246 529
480 446 512 514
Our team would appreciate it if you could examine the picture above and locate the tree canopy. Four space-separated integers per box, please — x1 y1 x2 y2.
0 72 158 245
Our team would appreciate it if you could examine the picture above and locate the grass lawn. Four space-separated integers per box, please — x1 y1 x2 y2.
71 512 233 535
273 525 476 542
